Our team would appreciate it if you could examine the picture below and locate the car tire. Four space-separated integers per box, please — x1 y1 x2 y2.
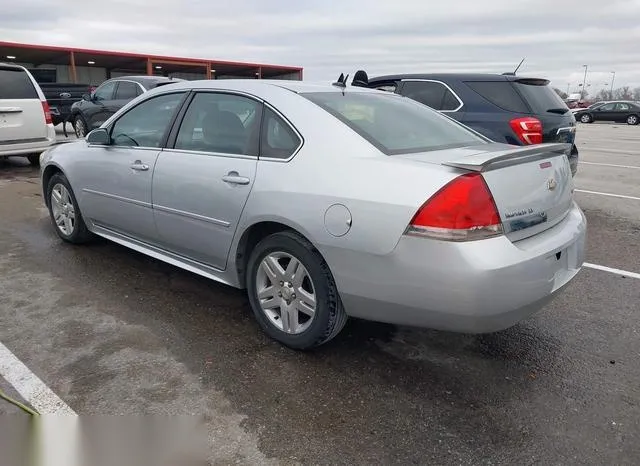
579 114 592 123
27 154 40 166
246 230 348 350
46 172 93 244
626 114 639 125
74 115 88 138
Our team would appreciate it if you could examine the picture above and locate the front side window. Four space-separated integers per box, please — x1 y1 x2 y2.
301 91 487 155
110 92 186 147
599 103 616 111
93 81 117 101
175 92 261 156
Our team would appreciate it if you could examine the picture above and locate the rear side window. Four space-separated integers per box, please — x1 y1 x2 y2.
0 67 38 99
301 91 487 155
400 81 461 111
260 107 301 159
513 79 569 114
115 81 140 100
464 81 529 113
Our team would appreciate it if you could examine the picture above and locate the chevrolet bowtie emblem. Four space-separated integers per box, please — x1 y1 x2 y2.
547 178 557 191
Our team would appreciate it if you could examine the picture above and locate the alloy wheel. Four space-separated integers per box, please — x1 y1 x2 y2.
255 251 317 334
50 183 75 236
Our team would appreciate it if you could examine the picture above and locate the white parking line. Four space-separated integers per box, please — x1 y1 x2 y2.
584 263 640 280
575 189 640 201
0 341 76 415
580 161 640 170
580 147 637 155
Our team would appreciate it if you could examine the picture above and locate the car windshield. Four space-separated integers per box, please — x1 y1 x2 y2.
300 91 487 155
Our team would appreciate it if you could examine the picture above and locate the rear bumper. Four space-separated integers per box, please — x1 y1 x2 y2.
0 125 56 157
328 202 586 333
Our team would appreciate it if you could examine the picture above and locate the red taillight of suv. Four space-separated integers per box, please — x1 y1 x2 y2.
509 117 543 144
41 101 52 125
405 172 503 242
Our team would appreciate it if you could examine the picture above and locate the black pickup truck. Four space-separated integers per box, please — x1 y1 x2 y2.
38 82 92 126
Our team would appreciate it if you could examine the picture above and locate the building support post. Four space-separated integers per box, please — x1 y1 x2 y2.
206 62 212 80
146 58 153 76
69 51 77 83
257 67 262 79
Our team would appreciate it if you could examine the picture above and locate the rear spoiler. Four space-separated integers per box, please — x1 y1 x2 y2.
442 143 572 172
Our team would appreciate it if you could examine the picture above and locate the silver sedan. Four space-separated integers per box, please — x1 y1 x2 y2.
39 79 586 349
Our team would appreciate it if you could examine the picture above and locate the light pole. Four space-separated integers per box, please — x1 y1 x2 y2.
581 65 588 101
610 71 616 99
566 83 570 96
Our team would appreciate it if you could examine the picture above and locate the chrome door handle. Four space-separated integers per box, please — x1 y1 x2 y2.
222 173 250 185
130 161 149 171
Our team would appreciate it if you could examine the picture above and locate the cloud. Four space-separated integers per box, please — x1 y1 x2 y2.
2 0 640 91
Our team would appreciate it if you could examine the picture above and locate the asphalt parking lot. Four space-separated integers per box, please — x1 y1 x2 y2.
1 123 639 464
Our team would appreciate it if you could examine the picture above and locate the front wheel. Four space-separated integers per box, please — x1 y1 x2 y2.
246 231 348 350
627 114 639 125
580 114 592 123
74 115 87 138
46 172 93 244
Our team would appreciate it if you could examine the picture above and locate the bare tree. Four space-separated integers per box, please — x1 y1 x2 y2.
614 86 633 100
633 87 640 101
553 87 568 99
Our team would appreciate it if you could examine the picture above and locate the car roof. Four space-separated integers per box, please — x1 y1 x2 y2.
369 73 546 83
144 78 378 94
108 75 179 84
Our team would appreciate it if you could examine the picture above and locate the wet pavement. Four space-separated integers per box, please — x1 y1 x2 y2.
0 123 639 464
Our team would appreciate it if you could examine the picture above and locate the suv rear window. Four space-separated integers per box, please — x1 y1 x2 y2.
0 67 38 99
513 79 569 115
464 81 529 113
301 91 487 155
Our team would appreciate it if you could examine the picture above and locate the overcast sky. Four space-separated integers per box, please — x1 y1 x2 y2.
3 0 640 92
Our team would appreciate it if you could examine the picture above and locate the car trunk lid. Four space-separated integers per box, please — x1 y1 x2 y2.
399 142 574 242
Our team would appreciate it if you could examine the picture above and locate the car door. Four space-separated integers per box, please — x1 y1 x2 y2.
112 80 143 113
78 90 188 244
614 102 633 122
85 80 118 130
152 91 263 270
592 102 617 121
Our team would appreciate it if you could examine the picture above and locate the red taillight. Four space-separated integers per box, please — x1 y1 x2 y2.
41 101 52 125
509 117 542 145
406 172 503 241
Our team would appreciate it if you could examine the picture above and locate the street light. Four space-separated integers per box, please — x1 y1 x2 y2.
581 65 588 100
610 71 616 98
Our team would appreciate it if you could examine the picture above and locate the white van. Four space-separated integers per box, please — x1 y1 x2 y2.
0 63 56 166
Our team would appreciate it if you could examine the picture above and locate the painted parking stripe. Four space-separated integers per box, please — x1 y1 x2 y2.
575 189 640 201
0 341 76 415
584 263 640 280
580 161 640 170
580 147 637 155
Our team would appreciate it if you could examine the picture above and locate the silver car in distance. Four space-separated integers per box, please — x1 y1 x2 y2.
40 79 586 349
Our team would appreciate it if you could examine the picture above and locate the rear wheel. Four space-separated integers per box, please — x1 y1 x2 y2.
46 173 92 244
627 114 639 125
579 114 592 123
27 154 40 166
246 231 347 350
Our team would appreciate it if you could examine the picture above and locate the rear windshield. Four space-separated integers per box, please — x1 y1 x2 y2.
300 91 487 155
0 67 38 99
513 79 569 115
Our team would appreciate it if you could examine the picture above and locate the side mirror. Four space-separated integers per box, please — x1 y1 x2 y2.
86 128 110 145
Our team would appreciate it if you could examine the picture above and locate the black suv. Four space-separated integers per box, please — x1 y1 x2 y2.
70 75 181 138
362 72 579 175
